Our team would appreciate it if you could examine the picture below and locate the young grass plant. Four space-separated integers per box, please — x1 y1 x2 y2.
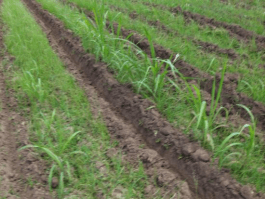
184 64 228 150
137 0 265 36
33 0 265 192
214 105 257 169
1 0 152 197
73 0 265 105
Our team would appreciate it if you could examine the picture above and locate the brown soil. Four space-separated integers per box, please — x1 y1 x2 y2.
192 40 238 59
0 2 53 198
21 0 265 198
80 2 265 134
21 0 193 198
101 18 265 133
104 15 265 133
107 3 265 134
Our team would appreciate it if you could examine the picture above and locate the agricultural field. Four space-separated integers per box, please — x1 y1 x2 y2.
0 0 265 198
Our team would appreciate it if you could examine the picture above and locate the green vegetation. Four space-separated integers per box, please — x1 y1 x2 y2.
1 0 150 198
35 0 265 192
67 0 265 104
0 0 264 196
225 0 265 8
138 0 265 36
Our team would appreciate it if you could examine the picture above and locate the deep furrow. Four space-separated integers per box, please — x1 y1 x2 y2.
20 0 265 198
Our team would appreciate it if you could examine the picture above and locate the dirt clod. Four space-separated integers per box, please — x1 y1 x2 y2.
52 177 59 188
241 185 253 199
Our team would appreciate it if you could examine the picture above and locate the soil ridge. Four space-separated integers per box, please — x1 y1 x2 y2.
22 0 265 198
73 2 265 132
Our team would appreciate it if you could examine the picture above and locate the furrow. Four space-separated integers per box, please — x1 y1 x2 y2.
19 0 194 198
67 1 265 132
21 0 265 198
171 6 265 51
114 6 239 60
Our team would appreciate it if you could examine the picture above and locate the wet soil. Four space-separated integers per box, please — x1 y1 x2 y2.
21 0 265 198
0 3 53 198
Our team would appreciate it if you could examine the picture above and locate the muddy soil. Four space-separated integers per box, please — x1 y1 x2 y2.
0 3 53 198
21 0 265 198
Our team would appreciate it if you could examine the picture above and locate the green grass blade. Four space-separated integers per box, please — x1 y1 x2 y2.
48 164 56 191
61 131 81 153
197 101 206 128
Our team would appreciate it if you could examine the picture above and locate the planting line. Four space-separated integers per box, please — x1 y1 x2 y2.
21 0 265 198
110 5 239 60
133 1 265 50
65 0 265 133
19 0 195 198
105 18 265 133
170 6 265 51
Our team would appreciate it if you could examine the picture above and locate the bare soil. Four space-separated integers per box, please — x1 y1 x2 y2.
0 2 53 197
20 0 265 198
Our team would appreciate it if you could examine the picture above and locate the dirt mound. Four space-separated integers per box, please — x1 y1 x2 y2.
21 0 265 198
193 39 238 59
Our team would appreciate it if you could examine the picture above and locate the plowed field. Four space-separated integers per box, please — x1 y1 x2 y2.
1 0 265 198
